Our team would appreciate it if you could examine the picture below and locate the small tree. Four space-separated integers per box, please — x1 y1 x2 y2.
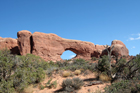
104 45 114 76
97 45 115 77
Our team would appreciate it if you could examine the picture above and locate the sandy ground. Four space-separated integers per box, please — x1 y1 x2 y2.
31 71 110 93
28 56 133 93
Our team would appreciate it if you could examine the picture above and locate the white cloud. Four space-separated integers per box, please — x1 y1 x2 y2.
128 33 140 41
69 55 76 58
136 36 140 40
131 46 135 49
132 46 135 48
129 37 135 40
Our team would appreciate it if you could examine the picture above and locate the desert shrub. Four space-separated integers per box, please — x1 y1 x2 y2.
100 54 140 93
0 49 48 93
74 70 81 75
68 65 81 71
52 80 57 88
91 57 97 61
45 78 57 89
0 49 16 81
72 58 88 65
0 49 17 93
111 55 140 82
87 63 97 72
0 79 15 93
99 73 111 82
104 79 140 93
96 51 140 83
97 55 110 74
49 61 56 66
39 84 45 90
72 78 84 89
62 71 71 77
61 78 84 92
56 58 96 72
46 66 59 77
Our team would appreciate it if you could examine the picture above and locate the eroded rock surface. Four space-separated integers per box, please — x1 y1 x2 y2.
0 37 20 54
31 32 96 61
17 30 32 55
111 40 129 56
0 30 129 61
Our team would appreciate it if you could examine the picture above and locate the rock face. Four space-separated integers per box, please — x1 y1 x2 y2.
0 37 20 54
0 30 129 61
92 45 106 58
111 40 129 56
17 30 32 55
31 32 96 61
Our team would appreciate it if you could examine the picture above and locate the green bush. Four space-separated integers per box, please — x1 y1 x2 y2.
0 79 15 93
56 58 96 72
61 77 84 92
91 57 97 61
104 79 140 93
97 55 110 74
45 78 57 89
100 54 140 93
39 85 45 90
111 54 140 82
96 53 140 83
0 49 49 93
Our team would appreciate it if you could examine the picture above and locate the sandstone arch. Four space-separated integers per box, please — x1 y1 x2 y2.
29 32 96 61
16 30 129 61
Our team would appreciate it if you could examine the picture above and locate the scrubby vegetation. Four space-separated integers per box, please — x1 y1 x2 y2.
104 79 140 93
74 70 81 75
102 54 140 93
55 58 97 72
0 48 140 93
62 71 71 77
61 78 84 92
96 45 140 93
0 49 49 93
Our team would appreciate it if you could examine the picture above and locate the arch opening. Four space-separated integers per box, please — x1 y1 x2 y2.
61 50 76 60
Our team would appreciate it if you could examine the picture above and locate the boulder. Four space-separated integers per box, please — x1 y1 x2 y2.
111 40 129 56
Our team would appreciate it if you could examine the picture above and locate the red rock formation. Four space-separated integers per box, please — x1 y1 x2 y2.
0 37 20 54
111 40 129 56
0 31 129 61
17 30 32 55
31 32 65 61
92 45 106 57
31 32 96 61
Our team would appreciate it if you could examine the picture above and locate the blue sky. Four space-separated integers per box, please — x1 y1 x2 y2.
0 0 140 59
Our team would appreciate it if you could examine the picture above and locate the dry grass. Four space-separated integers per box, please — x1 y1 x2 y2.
62 71 71 77
99 74 111 82
74 70 81 75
